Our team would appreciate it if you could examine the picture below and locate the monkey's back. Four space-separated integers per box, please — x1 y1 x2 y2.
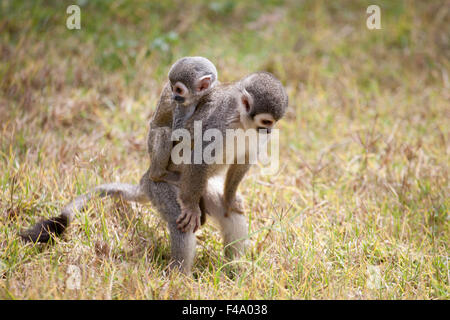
185 82 240 134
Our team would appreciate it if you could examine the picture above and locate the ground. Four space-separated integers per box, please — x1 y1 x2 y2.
0 0 448 299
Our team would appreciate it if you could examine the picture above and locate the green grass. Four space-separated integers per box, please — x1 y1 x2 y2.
0 0 449 299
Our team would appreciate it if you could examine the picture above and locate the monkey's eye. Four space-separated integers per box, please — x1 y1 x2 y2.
261 119 273 126
175 87 184 95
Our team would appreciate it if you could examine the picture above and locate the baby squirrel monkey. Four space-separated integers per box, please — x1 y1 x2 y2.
147 57 218 184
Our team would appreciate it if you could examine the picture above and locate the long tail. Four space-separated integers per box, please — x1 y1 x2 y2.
20 183 148 243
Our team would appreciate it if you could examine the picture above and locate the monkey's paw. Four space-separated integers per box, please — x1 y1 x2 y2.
176 206 201 233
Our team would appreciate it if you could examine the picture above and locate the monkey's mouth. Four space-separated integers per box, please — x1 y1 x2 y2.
256 127 271 134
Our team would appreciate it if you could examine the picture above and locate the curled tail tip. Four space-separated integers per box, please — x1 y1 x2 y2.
20 216 68 243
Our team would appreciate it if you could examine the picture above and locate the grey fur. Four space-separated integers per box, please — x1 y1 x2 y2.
240 72 288 120
171 72 288 233
20 172 244 274
148 57 218 183
20 71 288 275
168 56 218 92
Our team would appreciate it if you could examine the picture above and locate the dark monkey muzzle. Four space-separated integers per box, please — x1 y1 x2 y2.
173 95 185 103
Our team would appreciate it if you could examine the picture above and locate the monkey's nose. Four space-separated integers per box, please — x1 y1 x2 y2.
173 95 185 103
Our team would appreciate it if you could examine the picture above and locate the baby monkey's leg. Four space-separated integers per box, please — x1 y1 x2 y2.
148 127 175 182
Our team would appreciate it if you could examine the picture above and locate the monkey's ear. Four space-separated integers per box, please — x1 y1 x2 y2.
241 96 250 112
196 75 213 92
240 89 253 113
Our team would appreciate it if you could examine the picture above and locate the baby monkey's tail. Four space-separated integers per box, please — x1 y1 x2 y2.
20 183 147 243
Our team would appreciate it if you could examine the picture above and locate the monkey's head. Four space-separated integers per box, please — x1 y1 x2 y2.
168 56 218 107
237 72 288 133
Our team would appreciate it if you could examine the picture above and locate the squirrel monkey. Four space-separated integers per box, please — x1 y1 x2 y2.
147 56 218 184
21 71 288 275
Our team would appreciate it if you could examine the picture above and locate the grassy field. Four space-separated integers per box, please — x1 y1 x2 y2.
0 0 448 299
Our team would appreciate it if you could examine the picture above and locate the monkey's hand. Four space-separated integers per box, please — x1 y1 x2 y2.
225 193 246 217
176 204 202 233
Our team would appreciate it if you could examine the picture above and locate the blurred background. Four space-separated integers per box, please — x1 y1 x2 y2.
0 1 448 299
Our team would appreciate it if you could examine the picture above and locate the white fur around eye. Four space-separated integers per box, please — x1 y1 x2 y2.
254 113 275 128
173 82 188 96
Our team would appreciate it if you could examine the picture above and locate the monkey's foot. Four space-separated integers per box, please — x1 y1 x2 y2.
176 206 201 233
161 171 181 186
149 169 180 184
148 168 168 181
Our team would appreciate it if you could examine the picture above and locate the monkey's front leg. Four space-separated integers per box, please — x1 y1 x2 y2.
175 164 208 233
223 164 251 217
175 203 202 233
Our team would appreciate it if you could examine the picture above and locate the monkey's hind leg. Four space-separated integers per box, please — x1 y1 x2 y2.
167 220 197 274
203 178 249 259
142 177 197 275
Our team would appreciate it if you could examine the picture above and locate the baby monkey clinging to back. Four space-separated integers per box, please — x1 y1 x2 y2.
147 56 218 183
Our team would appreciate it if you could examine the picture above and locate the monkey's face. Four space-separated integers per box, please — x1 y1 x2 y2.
170 75 216 130
236 72 288 133
171 81 191 106
170 74 214 107
238 92 277 134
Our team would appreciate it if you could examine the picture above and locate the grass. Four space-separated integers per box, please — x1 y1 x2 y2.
0 0 449 299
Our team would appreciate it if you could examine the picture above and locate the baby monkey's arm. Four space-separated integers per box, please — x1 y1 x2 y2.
172 104 197 131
